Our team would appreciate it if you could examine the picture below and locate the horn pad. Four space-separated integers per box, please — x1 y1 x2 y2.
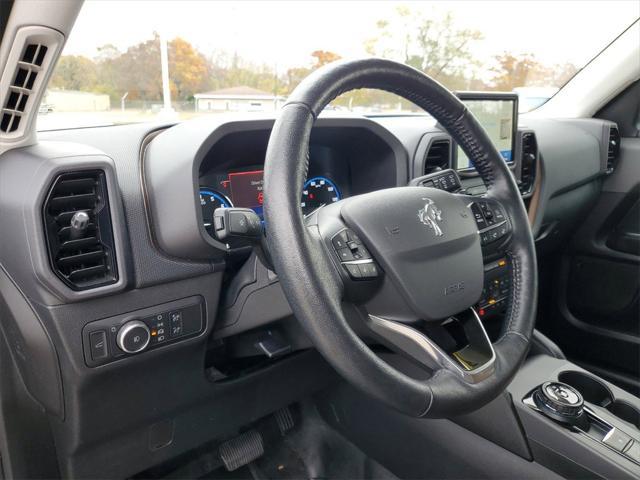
340 187 483 320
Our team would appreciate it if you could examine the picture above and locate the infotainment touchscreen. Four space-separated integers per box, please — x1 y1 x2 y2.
455 93 518 171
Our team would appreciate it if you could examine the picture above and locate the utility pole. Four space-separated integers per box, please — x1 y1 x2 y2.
159 32 177 119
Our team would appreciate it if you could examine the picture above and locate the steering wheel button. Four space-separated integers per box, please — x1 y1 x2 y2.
336 248 354 261
344 264 362 279
332 233 348 250
359 263 379 278
347 240 359 251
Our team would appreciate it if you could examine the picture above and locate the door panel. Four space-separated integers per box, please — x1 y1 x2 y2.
541 137 640 395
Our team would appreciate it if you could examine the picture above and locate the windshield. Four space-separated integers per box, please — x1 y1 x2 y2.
38 1 639 130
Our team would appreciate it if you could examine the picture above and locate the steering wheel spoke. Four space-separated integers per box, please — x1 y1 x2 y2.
366 309 496 384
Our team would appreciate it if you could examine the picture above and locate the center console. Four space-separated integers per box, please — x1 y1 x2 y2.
508 355 640 478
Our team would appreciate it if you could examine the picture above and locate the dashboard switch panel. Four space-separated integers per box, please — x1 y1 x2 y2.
82 296 204 367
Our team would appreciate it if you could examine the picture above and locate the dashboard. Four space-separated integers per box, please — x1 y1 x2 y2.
0 107 619 479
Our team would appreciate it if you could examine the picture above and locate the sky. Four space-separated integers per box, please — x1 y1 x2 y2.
64 1 639 72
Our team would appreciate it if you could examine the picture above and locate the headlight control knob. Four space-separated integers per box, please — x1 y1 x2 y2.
116 320 150 354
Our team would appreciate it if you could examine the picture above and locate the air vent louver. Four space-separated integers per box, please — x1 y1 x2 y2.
519 132 537 195
424 139 451 174
43 170 118 291
0 43 48 133
606 126 620 173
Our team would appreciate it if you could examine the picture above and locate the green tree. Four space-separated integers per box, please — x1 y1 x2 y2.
49 55 98 91
367 7 484 88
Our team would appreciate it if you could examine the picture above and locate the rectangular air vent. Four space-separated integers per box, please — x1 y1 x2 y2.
519 132 537 195
606 126 620 173
0 43 48 133
42 170 118 291
424 139 451 174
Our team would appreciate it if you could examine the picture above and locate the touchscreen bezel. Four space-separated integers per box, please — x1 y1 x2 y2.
453 92 519 173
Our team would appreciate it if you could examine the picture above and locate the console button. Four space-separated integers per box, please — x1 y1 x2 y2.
169 311 183 337
603 428 633 453
89 330 108 361
623 440 640 462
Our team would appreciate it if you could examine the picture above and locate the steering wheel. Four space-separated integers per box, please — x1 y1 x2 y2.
263 58 537 417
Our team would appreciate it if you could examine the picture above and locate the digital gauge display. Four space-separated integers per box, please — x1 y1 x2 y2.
301 176 341 215
202 167 342 231
199 188 232 232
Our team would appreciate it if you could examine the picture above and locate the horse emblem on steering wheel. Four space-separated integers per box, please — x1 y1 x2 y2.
418 198 444 237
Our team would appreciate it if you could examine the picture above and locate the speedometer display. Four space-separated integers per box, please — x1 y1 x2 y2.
199 188 232 232
300 176 341 215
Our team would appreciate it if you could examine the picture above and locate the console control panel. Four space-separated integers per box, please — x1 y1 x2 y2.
331 229 380 280
82 296 204 367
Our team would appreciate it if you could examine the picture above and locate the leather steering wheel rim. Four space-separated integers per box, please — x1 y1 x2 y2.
263 58 537 417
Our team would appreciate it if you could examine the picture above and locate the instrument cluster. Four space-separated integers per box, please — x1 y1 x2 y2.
199 167 342 234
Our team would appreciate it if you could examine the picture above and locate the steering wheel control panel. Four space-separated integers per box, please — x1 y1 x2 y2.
82 296 204 367
410 169 463 193
331 228 380 280
470 200 511 247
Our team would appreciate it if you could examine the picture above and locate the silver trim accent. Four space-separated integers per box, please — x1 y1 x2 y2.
342 259 375 265
116 320 151 354
367 308 496 384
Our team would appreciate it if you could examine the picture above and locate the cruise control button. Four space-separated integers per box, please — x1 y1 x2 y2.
471 204 488 229
332 231 349 250
336 248 354 261
356 245 372 260
344 264 361 279
346 230 362 244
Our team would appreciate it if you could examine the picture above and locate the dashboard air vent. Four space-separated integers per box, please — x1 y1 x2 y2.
519 132 537 195
43 170 118 291
424 139 451 174
0 43 48 133
606 126 620 173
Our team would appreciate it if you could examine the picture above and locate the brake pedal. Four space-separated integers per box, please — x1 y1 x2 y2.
219 429 264 472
